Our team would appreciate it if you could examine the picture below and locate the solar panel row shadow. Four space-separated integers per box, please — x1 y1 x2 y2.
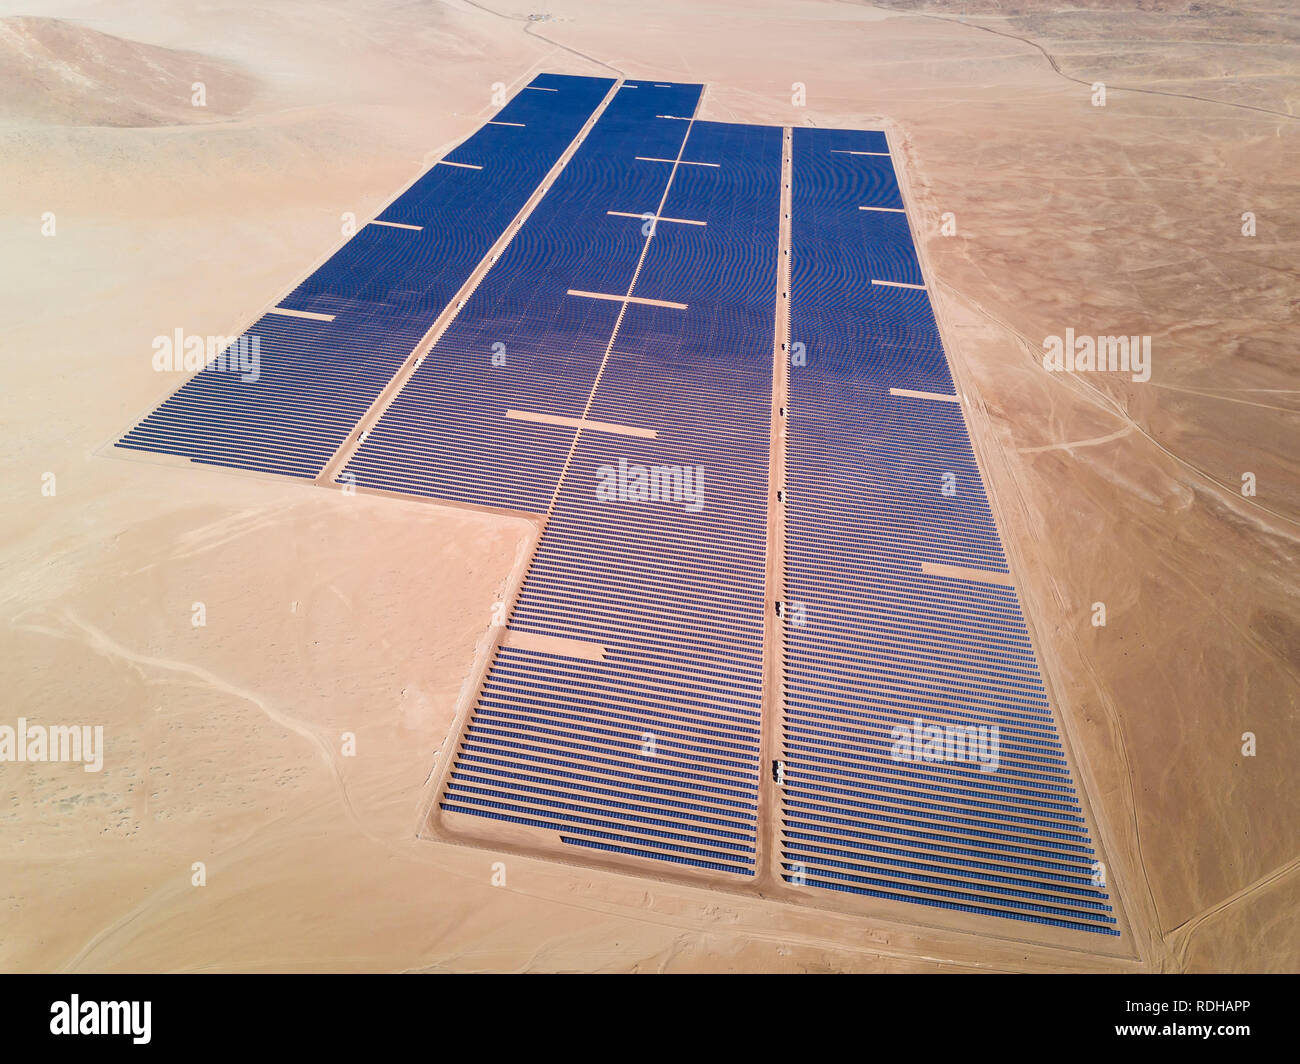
116 73 614 479
438 116 783 877
782 127 1118 935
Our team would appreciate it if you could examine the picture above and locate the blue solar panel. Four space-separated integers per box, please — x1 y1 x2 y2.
339 86 709 510
117 74 615 476
436 115 780 876
783 127 1118 935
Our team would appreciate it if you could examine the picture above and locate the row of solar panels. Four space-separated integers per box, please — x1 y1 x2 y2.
116 73 616 479
438 90 780 875
782 127 1117 935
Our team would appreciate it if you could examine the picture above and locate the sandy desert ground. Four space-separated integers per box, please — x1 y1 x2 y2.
1 0 1297 972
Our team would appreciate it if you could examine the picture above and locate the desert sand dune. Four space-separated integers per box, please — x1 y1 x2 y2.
0 16 256 126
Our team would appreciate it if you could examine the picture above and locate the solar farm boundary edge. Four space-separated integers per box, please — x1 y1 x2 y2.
92 70 622 520
879 118 1146 961
417 112 1138 964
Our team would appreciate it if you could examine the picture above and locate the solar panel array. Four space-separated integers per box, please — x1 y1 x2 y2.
339 81 707 511
111 70 1118 936
781 127 1118 935
438 103 784 876
116 73 614 478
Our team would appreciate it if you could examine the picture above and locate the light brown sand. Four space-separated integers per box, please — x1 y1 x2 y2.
2 0 1297 972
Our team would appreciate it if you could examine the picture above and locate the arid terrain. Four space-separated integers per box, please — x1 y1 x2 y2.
1 0 1296 972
